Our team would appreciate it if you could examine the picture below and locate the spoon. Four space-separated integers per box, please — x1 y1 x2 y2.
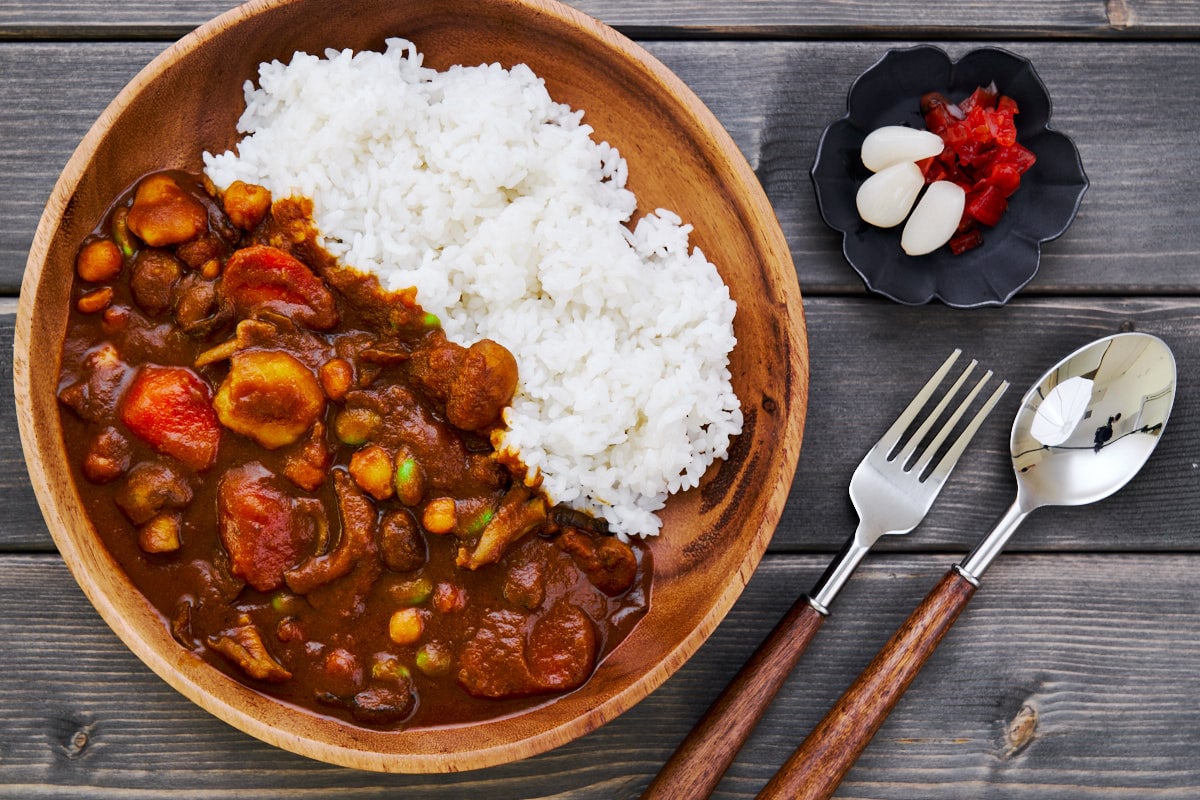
757 332 1177 800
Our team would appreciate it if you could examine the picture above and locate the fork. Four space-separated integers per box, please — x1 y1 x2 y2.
641 350 1007 800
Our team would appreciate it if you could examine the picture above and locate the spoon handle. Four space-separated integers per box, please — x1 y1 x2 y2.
756 567 978 800
641 596 826 800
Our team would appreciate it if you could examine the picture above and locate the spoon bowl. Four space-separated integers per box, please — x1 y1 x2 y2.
1011 332 1176 509
961 331 1177 578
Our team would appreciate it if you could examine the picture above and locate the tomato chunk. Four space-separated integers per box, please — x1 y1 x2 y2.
222 245 339 330
120 365 220 470
218 463 319 592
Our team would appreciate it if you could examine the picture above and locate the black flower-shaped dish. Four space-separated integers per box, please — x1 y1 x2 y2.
812 45 1088 307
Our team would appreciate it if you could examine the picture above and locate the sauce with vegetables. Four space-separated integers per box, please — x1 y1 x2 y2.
57 171 650 727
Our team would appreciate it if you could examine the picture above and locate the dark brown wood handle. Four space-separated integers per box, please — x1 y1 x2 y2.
642 596 826 799
756 568 978 800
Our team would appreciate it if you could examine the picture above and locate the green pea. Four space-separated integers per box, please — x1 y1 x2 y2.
465 508 495 536
371 654 412 682
415 643 451 677
270 593 301 614
391 577 433 606
394 454 425 506
111 206 136 256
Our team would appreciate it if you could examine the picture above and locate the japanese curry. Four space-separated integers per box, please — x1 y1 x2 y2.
56 171 650 728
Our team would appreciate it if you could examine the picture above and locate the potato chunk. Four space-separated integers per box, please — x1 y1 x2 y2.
222 181 272 230
213 350 325 449
126 173 207 247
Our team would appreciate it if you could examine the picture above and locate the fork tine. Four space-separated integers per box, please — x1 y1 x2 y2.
875 349 962 456
919 377 1010 481
893 359 977 468
910 368 993 475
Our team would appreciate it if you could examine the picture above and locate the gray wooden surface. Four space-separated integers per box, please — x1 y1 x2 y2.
3 2 1199 798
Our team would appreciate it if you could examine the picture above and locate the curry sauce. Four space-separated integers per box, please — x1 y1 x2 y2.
57 171 650 728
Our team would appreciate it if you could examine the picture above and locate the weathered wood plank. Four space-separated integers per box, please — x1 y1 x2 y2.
6 295 1197 552
777 295 1200 555
1 552 1197 798
3 40 1198 295
3 0 1198 39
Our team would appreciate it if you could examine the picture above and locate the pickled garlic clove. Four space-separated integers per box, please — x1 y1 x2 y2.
860 126 945 172
856 162 924 228
901 181 966 256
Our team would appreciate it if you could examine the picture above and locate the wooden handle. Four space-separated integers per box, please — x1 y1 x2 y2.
756 568 978 800
642 597 826 800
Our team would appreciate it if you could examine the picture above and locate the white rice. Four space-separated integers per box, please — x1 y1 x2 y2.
203 38 741 536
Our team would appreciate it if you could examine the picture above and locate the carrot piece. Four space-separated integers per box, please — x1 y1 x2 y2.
120 365 220 470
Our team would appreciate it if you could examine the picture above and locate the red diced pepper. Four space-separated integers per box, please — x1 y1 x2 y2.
966 185 1008 227
949 228 985 254
920 91 953 114
993 142 1037 174
121 365 220 470
985 109 1018 147
924 100 963 135
982 163 1023 197
965 107 991 142
959 83 999 114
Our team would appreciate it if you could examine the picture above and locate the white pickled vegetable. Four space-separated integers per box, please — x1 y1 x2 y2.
855 162 924 228
901 181 966 256
861 126 944 172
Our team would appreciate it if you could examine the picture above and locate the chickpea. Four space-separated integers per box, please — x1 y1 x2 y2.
76 239 123 282
139 513 182 553
431 582 467 614
319 358 353 401
222 181 272 230
422 497 457 534
101 305 129 334
349 444 395 501
126 173 207 247
76 286 114 314
388 607 425 646
334 407 382 445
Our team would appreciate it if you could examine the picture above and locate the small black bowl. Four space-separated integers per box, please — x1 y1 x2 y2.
811 45 1088 307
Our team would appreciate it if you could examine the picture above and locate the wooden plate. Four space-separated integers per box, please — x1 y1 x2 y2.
15 0 807 772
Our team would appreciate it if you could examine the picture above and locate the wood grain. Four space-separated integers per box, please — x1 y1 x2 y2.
3 0 1200 38
4 1 1200 796
5 295 1198 553
757 568 977 800
642 597 825 799
3 41 1200 294
3 553 1200 798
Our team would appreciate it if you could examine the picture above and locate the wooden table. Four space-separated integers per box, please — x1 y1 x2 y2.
3 2 1199 797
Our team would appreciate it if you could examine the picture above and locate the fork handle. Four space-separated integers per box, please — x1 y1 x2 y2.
641 597 826 800
757 567 977 800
